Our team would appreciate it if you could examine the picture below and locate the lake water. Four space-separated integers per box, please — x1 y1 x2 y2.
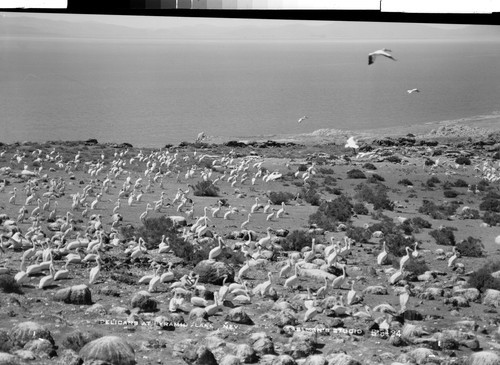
1 37 499 147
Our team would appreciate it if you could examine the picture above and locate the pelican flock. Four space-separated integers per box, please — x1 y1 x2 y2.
0 56 496 364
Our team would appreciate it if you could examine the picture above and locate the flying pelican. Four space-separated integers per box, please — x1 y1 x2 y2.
407 88 420 94
368 48 396 65
298 116 309 123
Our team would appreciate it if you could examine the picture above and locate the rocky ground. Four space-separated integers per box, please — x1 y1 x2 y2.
1 119 500 365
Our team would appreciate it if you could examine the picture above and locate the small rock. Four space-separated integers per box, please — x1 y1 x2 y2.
225 307 254 325
85 303 107 316
130 291 158 312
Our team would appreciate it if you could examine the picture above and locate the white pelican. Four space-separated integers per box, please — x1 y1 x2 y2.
218 274 230 302
208 236 224 261
276 202 286 219
448 247 459 268
377 242 388 265
38 264 55 289
316 277 329 299
407 88 420 94
257 227 273 249
160 262 175 283
298 116 309 123
331 265 347 289
284 263 300 291
279 257 293 278
400 246 413 269
399 284 410 313
303 300 319 322
241 213 251 230
53 263 70 281
205 293 223 315
345 136 359 150
236 258 251 282
412 242 419 258
148 266 162 293
346 280 361 305
368 48 396 65
89 256 102 284
250 197 260 214
14 257 29 285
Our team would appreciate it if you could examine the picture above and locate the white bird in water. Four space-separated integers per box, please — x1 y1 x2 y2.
368 48 396 65
407 88 420 94
297 116 309 123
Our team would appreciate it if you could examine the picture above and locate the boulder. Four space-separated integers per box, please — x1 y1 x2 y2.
79 336 136 365
54 284 92 305
130 291 157 312
8 322 54 348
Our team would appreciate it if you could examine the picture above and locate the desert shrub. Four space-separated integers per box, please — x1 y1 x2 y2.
456 237 484 257
121 216 181 251
479 197 500 213
323 176 337 186
401 258 430 276
299 187 322 206
308 195 353 230
493 151 500 160
0 274 21 294
442 181 453 190
347 169 366 179
453 179 469 188
269 191 295 205
443 190 459 198
459 208 480 220
468 261 500 292
346 225 371 243
362 162 377 170
398 178 413 186
367 174 385 183
418 200 458 219
477 179 490 191
318 167 334 175
455 156 471 165
429 227 456 246
384 233 415 257
424 159 435 166
298 164 308 172
282 230 315 252
426 176 441 188
353 202 369 215
482 211 500 226
385 155 402 163
410 216 432 229
192 180 219 197
354 183 393 211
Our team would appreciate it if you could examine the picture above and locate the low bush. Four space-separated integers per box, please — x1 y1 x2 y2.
468 261 500 292
455 156 471 165
384 233 415 257
346 225 371 243
456 237 484 257
0 274 21 294
385 155 402 163
367 174 385 183
308 194 353 230
121 216 182 251
347 169 366 179
353 202 369 215
354 183 393 211
424 159 435 166
269 191 295 205
282 230 315 252
479 197 500 213
429 227 456 246
323 176 337 186
453 179 469 188
300 187 322 206
398 178 413 186
192 180 219 197
418 200 458 219
482 211 500 226
318 167 334 175
459 208 480 220
395 257 429 276
426 176 441 188
298 164 308 172
443 190 459 198
362 162 377 170
410 216 432 229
